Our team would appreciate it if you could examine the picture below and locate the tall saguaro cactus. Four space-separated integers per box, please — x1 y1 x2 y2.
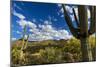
20 25 29 64
21 25 27 51
62 4 96 61
21 25 30 51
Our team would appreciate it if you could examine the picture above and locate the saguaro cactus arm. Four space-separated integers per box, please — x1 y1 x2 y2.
89 6 96 35
78 5 88 37
72 8 79 27
62 4 79 38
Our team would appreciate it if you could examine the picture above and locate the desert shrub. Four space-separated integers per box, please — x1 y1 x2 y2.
63 36 96 62
89 35 96 61
20 47 64 65
11 47 20 65
21 52 41 65
63 38 82 62
38 47 64 64
11 46 27 66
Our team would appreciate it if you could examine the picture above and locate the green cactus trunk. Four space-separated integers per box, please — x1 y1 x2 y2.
80 37 93 61
78 5 93 61
19 25 28 65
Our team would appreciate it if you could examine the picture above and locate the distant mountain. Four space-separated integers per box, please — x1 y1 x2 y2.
11 38 69 48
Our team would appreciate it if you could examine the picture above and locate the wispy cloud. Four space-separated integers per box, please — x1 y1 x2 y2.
32 19 36 22
12 37 17 41
14 3 22 11
13 10 37 29
57 4 62 7
70 14 75 22
13 11 25 19
87 8 90 19
17 19 37 29
16 30 21 34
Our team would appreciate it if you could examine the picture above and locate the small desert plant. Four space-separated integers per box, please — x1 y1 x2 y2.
38 47 64 64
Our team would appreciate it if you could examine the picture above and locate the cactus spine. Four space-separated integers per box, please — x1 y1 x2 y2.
62 4 96 61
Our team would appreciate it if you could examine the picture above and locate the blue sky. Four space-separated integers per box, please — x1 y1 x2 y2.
11 1 91 41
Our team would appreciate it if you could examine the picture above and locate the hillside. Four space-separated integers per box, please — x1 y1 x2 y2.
11 36 96 66
12 39 69 47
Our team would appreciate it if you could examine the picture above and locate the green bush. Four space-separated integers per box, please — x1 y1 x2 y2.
38 47 64 64
63 38 82 62
11 47 20 65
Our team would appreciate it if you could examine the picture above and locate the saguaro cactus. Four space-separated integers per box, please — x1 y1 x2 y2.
62 4 96 61
21 25 29 50
20 25 29 64
21 25 27 51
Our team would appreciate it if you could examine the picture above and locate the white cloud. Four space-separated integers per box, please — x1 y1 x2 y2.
17 19 37 29
57 12 60 16
65 6 73 13
70 14 75 22
16 30 21 34
12 38 17 41
87 9 90 19
29 28 39 33
28 21 37 28
29 29 33 32
28 20 72 41
17 19 27 28
57 4 62 7
58 4 72 18
29 32 53 41
60 5 73 14
53 18 57 21
13 11 25 19
44 20 51 25
59 5 73 18
60 8 64 13
61 15 64 17
24 34 28 39
33 19 36 22
40 24 54 33
14 3 22 11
